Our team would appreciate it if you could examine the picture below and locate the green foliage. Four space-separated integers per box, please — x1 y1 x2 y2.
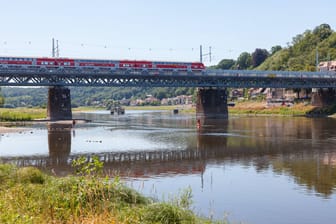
270 45 282 55
2 86 196 108
142 202 195 224
313 23 333 41
0 164 16 188
0 163 219 224
257 23 336 71
0 108 46 121
212 24 335 73
216 59 236 69
141 187 195 224
16 167 45 184
251 48 269 67
236 52 252 69
72 156 104 176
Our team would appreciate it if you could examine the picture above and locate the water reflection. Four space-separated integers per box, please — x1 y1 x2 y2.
48 123 72 166
89 116 336 197
1 114 336 199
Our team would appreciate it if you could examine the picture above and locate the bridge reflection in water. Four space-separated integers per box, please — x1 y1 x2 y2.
1 117 336 196
1 120 229 177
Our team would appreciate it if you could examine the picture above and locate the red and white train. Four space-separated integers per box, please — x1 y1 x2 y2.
0 56 205 71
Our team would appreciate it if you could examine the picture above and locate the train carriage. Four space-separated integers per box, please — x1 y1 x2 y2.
0 56 205 72
0 56 34 68
36 58 75 67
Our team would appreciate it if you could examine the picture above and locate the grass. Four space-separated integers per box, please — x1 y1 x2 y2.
0 108 46 121
0 162 226 224
228 101 315 116
72 106 106 112
125 102 318 116
125 105 186 111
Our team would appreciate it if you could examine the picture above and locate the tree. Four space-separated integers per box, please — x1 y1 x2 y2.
236 52 252 69
152 88 168 100
270 45 282 55
313 23 333 41
216 59 236 69
251 48 269 67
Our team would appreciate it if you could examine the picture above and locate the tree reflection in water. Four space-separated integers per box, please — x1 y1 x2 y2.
1 115 336 197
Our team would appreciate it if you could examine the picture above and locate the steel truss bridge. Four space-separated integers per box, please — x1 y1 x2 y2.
1 66 336 88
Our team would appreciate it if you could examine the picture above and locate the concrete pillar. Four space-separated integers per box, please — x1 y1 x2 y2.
47 86 72 120
196 88 228 119
311 88 336 107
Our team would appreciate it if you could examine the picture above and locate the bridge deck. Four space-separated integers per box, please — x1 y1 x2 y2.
1 66 336 88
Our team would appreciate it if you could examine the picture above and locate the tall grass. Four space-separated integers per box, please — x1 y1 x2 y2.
0 160 225 224
0 108 46 121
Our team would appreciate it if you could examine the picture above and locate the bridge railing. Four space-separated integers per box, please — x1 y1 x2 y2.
205 69 336 79
1 64 336 78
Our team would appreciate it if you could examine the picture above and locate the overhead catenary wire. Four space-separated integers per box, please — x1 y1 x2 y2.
0 39 236 65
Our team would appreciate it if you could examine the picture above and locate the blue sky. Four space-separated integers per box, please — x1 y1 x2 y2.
1 0 336 65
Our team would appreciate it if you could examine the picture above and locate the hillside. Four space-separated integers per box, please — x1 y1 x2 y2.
215 23 336 71
258 24 336 71
1 87 196 108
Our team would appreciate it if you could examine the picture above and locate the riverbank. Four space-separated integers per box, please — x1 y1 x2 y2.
229 101 315 116
0 102 328 128
0 163 221 224
125 102 316 116
0 126 29 134
0 108 46 121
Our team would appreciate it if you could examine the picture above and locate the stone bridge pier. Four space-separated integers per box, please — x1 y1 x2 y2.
311 88 336 107
47 86 72 120
196 88 228 119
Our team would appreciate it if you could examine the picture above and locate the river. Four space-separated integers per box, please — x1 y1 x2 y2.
0 110 336 224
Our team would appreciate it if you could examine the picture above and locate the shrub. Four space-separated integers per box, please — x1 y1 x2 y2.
16 167 45 184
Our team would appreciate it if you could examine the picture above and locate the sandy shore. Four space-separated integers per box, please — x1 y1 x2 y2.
0 126 30 134
0 119 89 134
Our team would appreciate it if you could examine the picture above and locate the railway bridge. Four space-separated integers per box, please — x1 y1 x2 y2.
1 65 336 119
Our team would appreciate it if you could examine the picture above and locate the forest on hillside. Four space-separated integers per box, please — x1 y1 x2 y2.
0 24 335 108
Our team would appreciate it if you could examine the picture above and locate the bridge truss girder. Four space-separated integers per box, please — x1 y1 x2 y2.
1 68 336 88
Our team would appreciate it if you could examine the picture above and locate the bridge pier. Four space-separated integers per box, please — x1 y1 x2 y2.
311 88 336 107
47 86 72 120
196 88 228 119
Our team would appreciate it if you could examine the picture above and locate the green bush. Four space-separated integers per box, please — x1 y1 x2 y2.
16 167 45 184
142 202 195 224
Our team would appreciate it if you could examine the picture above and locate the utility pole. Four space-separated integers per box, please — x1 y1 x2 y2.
52 38 55 57
315 48 319 71
199 45 212 64
52 38 59 58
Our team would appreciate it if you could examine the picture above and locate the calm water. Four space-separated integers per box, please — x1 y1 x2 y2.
1 110 336 224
